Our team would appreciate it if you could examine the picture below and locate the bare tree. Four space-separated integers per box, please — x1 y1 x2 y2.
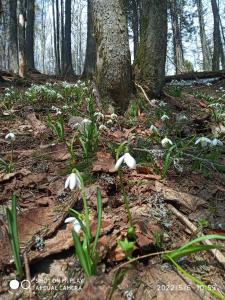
92 0 132 112
9 0 18 73
26 0 35 70
211 0 224 70
18 0 26 77
135 0 167 97
83 0 96 77
64 0 73 74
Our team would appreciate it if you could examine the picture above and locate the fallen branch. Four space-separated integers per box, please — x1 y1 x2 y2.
168 204 225 268
135 82 154 107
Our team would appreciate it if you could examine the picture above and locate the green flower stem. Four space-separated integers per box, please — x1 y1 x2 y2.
81 190 91 241
118 170 133 227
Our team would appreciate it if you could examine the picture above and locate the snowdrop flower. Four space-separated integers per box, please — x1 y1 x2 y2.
161 137 173 147
110 113 118 120
211 138 223 147
65 172 81 190
106 119 113 125
195 137 211 147
150 99 159 106
177 114 188 122
115 153 136 171
150 125 159 134
94 112 104 121
81 118 91 125
161 114 170 121
159 101 167 107
63 105 69 109
5 132 15 142
99 124 107 131
208 103 222 109
65 217 81 233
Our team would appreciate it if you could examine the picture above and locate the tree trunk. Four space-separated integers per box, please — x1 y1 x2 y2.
131 0 139 60
9 0 18 73
196 0 211 71
26 0 35 70
211 0 223 70
18 0 27 77
135 0 167 97
83 0 96 77
56 0 61 73
92 0 132 112
61 0 65 73
168 0 184 74
64 0 73 75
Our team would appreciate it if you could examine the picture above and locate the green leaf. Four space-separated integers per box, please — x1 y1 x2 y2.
92 188 102 255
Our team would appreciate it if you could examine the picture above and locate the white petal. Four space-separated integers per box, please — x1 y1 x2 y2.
114 155 125 171
73 221 81 233
65 217 76 224
124 153 136 169
65 175 71 189
75 174 81 189
69 173 77 190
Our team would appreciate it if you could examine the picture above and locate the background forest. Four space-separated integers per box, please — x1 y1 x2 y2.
1 1 225 300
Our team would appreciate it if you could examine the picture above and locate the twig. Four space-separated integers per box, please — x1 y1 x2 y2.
23 252 33 299
135 82 154 106
168 204 225 268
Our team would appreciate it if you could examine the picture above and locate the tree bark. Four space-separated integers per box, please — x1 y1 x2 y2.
211 0 224 70
196 0 211 71
26 0 35 70
64 0 73 74
83 0 96 77
135 0 167 97
168 0 184 74
56 0 61 73
92 0 132 112
9 0 18 73
61 0 65 73
18 0 27 77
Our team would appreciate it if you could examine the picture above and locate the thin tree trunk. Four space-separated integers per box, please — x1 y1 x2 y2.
61 0 65 73
26 0 35 70
211 0 223 70
168 0 184 74
64 0 73 75
135 0 167 97
18 0 27 77
52 0 58 73
196 0 211 71
56 0 61 73
9 0 18 73
92 0 132 112
83 0 96 77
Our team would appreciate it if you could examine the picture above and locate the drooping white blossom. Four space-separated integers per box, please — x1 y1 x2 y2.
65 173 81 190
161 137 173 147
195 137 211 148
161 114 170 121
65 217 81 233
115 153 136 171
5 132 15 142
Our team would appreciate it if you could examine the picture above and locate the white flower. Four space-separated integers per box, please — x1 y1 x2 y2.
195 137 211 147
99 124 107 131
115 153 136 171
150 125 158 134
150 99 159 106
106 119 113 125
81 118 91 125
5 132 15 142
211 138 223 147
161 114 170 121
110 113 118 119
65 217 81 233
177 114 188 122
94 112 104 120
159 101 167 107
65 173 81 190
161 137 173 147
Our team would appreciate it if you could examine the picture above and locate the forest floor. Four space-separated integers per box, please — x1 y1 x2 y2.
0 74 225 300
